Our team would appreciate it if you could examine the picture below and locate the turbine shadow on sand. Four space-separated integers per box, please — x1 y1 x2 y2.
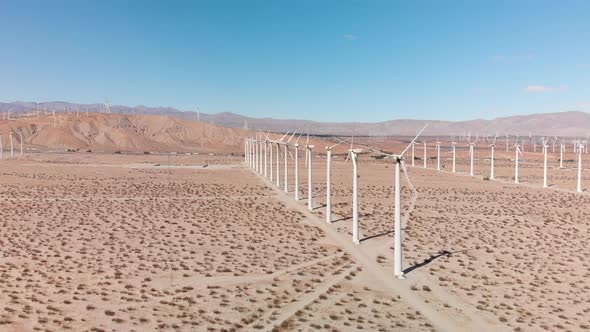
403 249 471 275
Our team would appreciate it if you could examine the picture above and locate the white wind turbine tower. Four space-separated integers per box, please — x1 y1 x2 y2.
577 143 583 192
451 137 457 173
573 139 577 153
560 140 565 169
467 138 478 176
9 131 13 158
360 124 428 279
346 140 363 244
250 137 254 168
248 137 253 169
505 133 509 152
540 137 549 188
276 140 281 187
19 130 23 156
249 138 253 167
263 132 268 178
244 139 248 164
283 132 296 193
259 132 264 175
253 137 257 171
304 132 315 211
489 136 497 180
514 138 523 184
245 137 249 166
294 134 303 200
254 135 259 173
268 134 275 180
258 134 263 174
422 141 427 168
435 139 441 171
411 141 416 166
0 131 3 159
250 136 255 170
275 132 290 188
325 137 351 223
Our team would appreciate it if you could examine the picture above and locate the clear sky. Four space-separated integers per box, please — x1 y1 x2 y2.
0 0 589 122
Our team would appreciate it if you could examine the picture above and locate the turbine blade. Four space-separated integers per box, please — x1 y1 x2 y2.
329 137 351 149
399 123 429 157
279 131 289 142
295 133 303 144
287 131 297 143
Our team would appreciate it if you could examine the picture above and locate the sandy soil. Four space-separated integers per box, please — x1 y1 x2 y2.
1 145 588 331
279 139 590 332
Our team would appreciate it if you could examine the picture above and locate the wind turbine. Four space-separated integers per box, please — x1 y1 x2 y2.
275 132 289 188
269 136 273 181
263 132 268 178
540 137 548 188
254 136 259 173
19 130 23 156
451 138 457 173
489 136 497 180
283 132 296 193
246 138 250 167
560 141 565 169
577 143 583 192
276 140 281 187
9 131 13 158
360 124 429 279
411 142 416 166
348 143 363 244
304 131 315 211
435 139 441 171
467 138 478 177
244 139 248 164
325 137 351 223
505 133 509 152
514 138 523 184
294 133 303 200
422 141 427 168
0 131 3 159
259 132 264 175
251 137 255 169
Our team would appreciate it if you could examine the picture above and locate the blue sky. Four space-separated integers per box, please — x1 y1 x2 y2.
0 0 589 122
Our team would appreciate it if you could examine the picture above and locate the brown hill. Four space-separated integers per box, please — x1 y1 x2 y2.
0 113 339 155
0 113 252 154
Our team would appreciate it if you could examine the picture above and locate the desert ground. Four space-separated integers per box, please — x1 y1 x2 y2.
0 141 588 331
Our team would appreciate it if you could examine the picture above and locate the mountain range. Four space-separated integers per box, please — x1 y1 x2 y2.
2 101 590 137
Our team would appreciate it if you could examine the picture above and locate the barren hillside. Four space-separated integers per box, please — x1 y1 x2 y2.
0 112 339 155
3 101 590 136
0 113 251 154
